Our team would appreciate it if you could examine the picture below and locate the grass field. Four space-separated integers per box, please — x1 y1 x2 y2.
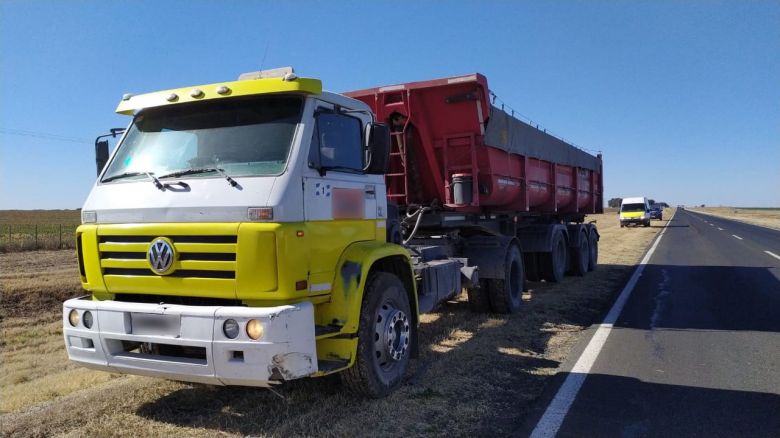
0 210 81 252
687 207 779 230
0 209 673 437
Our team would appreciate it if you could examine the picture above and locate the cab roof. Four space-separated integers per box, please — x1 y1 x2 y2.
115 76 322 115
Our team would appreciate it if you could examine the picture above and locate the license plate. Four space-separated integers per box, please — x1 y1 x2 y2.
130 313 181 337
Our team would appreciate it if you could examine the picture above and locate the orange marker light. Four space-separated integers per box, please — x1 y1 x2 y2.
296 230 304 237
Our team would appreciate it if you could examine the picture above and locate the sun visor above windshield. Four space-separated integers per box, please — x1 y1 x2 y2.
115 77 322 115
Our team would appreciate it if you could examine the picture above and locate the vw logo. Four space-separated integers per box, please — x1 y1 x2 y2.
148 238 175 274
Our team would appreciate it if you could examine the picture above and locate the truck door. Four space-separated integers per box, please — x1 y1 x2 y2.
302 104 383 294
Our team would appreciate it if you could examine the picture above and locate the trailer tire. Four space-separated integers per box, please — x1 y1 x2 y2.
540 230 567 283
486 245 524 314
524 253 540 282
342 272 411 398
468 281 493 313
570 231 589 276
588 229 598 271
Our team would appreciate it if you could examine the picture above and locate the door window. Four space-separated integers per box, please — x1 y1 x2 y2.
309 112 363 172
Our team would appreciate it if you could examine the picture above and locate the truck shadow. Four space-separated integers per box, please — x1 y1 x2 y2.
135 262 641 436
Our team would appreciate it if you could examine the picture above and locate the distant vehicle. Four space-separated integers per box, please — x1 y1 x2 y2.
620 197 651 227
649 204 663 220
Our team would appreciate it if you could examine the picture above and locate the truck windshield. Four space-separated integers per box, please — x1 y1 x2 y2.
101 95 303 183
621 203 646 212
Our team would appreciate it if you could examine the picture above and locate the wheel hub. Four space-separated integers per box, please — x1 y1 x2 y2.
374 304 410 366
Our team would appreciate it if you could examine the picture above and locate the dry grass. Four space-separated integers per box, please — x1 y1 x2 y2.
0 211 671 437
687 207 779 230
0 210 82 252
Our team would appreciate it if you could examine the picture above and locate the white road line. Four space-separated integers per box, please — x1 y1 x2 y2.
765 251 780 261
717 227 724 231
709 223 714 226
732 234 743 240
529 210 676 438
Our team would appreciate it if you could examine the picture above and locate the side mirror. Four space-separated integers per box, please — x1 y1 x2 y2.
364 123 390 175
95 140 109 176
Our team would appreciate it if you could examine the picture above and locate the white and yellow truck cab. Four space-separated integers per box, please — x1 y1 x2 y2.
619 196 651 227
63 68 419 397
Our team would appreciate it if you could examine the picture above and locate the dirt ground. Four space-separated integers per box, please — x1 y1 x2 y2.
687 207 779 230
0 210 672 437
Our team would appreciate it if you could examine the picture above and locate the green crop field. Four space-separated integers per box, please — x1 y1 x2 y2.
0 210 82 252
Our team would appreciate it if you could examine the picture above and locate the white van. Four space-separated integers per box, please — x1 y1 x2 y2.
619 197 651 227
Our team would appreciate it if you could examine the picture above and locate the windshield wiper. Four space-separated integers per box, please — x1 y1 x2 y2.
158 167 238 187
102 171 164 190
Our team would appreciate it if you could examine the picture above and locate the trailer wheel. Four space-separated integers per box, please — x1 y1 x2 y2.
524 253 540 282
486 245 524 314
540 230 567 282
588 229 598 271
342 272 411 398
467 281 492 313
570 231 589 276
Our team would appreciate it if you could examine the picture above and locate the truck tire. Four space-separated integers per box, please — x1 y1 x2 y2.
524 252 540 282
569 231 589 276
342 272 412 398
587 229 598 271
644 220 650 227
540 230 567 282
486 244 524 314
468 281 492 313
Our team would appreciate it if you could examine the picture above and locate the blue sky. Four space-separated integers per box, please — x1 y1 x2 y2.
1 1 778 209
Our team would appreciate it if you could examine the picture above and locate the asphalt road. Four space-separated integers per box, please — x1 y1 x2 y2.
526 209 780 438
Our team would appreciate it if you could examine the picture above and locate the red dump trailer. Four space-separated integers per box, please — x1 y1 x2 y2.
346 73 603 314
346 73 603 217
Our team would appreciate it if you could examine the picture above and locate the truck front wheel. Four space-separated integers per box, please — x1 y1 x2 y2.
342 272 412 398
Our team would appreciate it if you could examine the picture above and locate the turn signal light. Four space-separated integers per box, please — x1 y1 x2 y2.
248 207 273 221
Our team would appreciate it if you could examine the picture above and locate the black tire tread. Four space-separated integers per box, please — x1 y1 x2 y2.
468 280 492 313
487 245 524 314
341 272 410 398
570 231 589 276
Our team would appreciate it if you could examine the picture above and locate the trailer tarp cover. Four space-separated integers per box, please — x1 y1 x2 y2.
484 105 600 171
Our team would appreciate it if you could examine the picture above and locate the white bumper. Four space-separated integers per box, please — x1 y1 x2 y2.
63 297 318 387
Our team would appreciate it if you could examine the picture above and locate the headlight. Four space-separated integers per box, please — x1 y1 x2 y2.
68 309 80 327
223 319 239 339
246 319 264 340
82 311 94 329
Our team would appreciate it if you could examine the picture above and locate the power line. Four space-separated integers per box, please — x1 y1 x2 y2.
0 128 91 144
